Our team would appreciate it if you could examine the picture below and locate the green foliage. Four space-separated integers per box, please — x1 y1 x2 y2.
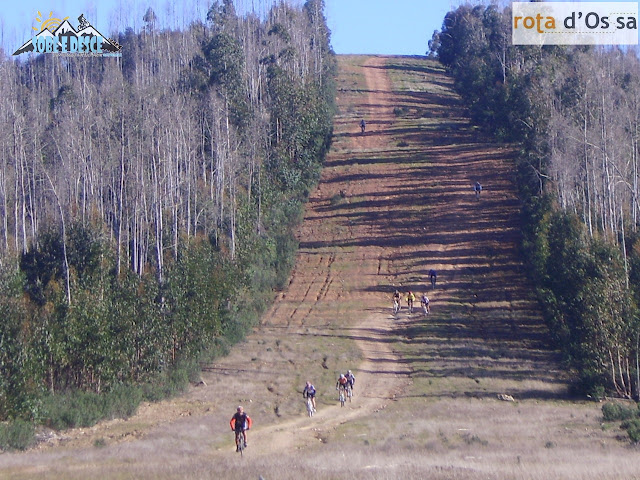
203 32 249 128
621 418 640 443
602 402 639 421
603 402 640 444
0 419 35 451
41 383 144 430
0 0 335 435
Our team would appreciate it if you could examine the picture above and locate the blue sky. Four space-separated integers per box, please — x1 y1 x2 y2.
2 1 637 57
325 0 453 55
0 0 453 56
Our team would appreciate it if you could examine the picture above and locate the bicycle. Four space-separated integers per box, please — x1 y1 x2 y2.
338 387 346 407
422 300 429 315
393 299 400 315
235 430 246 456
306 396 314 417
346 384 353 403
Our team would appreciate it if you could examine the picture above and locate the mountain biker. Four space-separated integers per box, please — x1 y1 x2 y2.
474 181 482 199
360 119 366 133
336 373 348 392
345 370 356 393
230 406 252 451
429 269 437 289
421 293 430 314
393 289 401 310
302 381 317 412
406 291 415 312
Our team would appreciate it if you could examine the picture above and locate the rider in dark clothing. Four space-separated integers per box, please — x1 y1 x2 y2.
303 381 317 411
230 406 252 450
429 269 437 288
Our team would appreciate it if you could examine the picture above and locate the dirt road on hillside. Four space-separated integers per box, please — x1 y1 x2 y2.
5 56 637 480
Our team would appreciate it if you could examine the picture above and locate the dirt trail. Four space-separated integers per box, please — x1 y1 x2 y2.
3 55 639 480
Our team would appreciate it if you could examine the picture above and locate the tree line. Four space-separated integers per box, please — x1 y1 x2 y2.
431 4 640 399
0 0 335 424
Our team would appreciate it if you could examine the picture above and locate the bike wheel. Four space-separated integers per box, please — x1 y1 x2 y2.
347 386 353 402
236 432 244 456
339 391 345 407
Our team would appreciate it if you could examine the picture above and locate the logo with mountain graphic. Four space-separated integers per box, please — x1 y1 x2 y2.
13 12 122 56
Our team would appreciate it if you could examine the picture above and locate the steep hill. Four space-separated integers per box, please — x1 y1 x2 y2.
2 56 639 480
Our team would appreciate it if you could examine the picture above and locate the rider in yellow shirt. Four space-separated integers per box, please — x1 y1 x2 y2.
406 291 415 312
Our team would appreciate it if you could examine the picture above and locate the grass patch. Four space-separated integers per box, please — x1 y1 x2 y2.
330 192 348 206
393 106 409 117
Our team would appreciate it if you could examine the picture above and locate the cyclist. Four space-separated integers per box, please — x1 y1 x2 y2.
360 119 366 133
406 291 415 313
345 370 356 394
393 289 401 312
474 181 482 199
336 373 348 393
230 406 252 451
302 381 317 412
421 293 430 314
429 269 437 289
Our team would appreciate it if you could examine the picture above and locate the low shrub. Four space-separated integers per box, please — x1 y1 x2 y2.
621 418 640 443
0 419 35 451
393 106 408 117
42 391 107 430
42 384 145 430
602 402 638 422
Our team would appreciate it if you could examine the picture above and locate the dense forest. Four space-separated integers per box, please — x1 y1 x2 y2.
0 0 335 432
431 4 640 399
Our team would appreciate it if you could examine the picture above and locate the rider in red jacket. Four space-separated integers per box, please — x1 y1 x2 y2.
230 406 252 450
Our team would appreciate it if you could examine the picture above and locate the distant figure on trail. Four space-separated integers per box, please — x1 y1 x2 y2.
406 291 415 313
393 289 401 313
303 381 317 412
421 293 430 315
474 181 482 200
429 269 437 289
336 373 348 391
345 369 356 394
360 119 366 133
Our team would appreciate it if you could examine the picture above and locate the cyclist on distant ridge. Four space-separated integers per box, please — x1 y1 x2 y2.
474 181 482 199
